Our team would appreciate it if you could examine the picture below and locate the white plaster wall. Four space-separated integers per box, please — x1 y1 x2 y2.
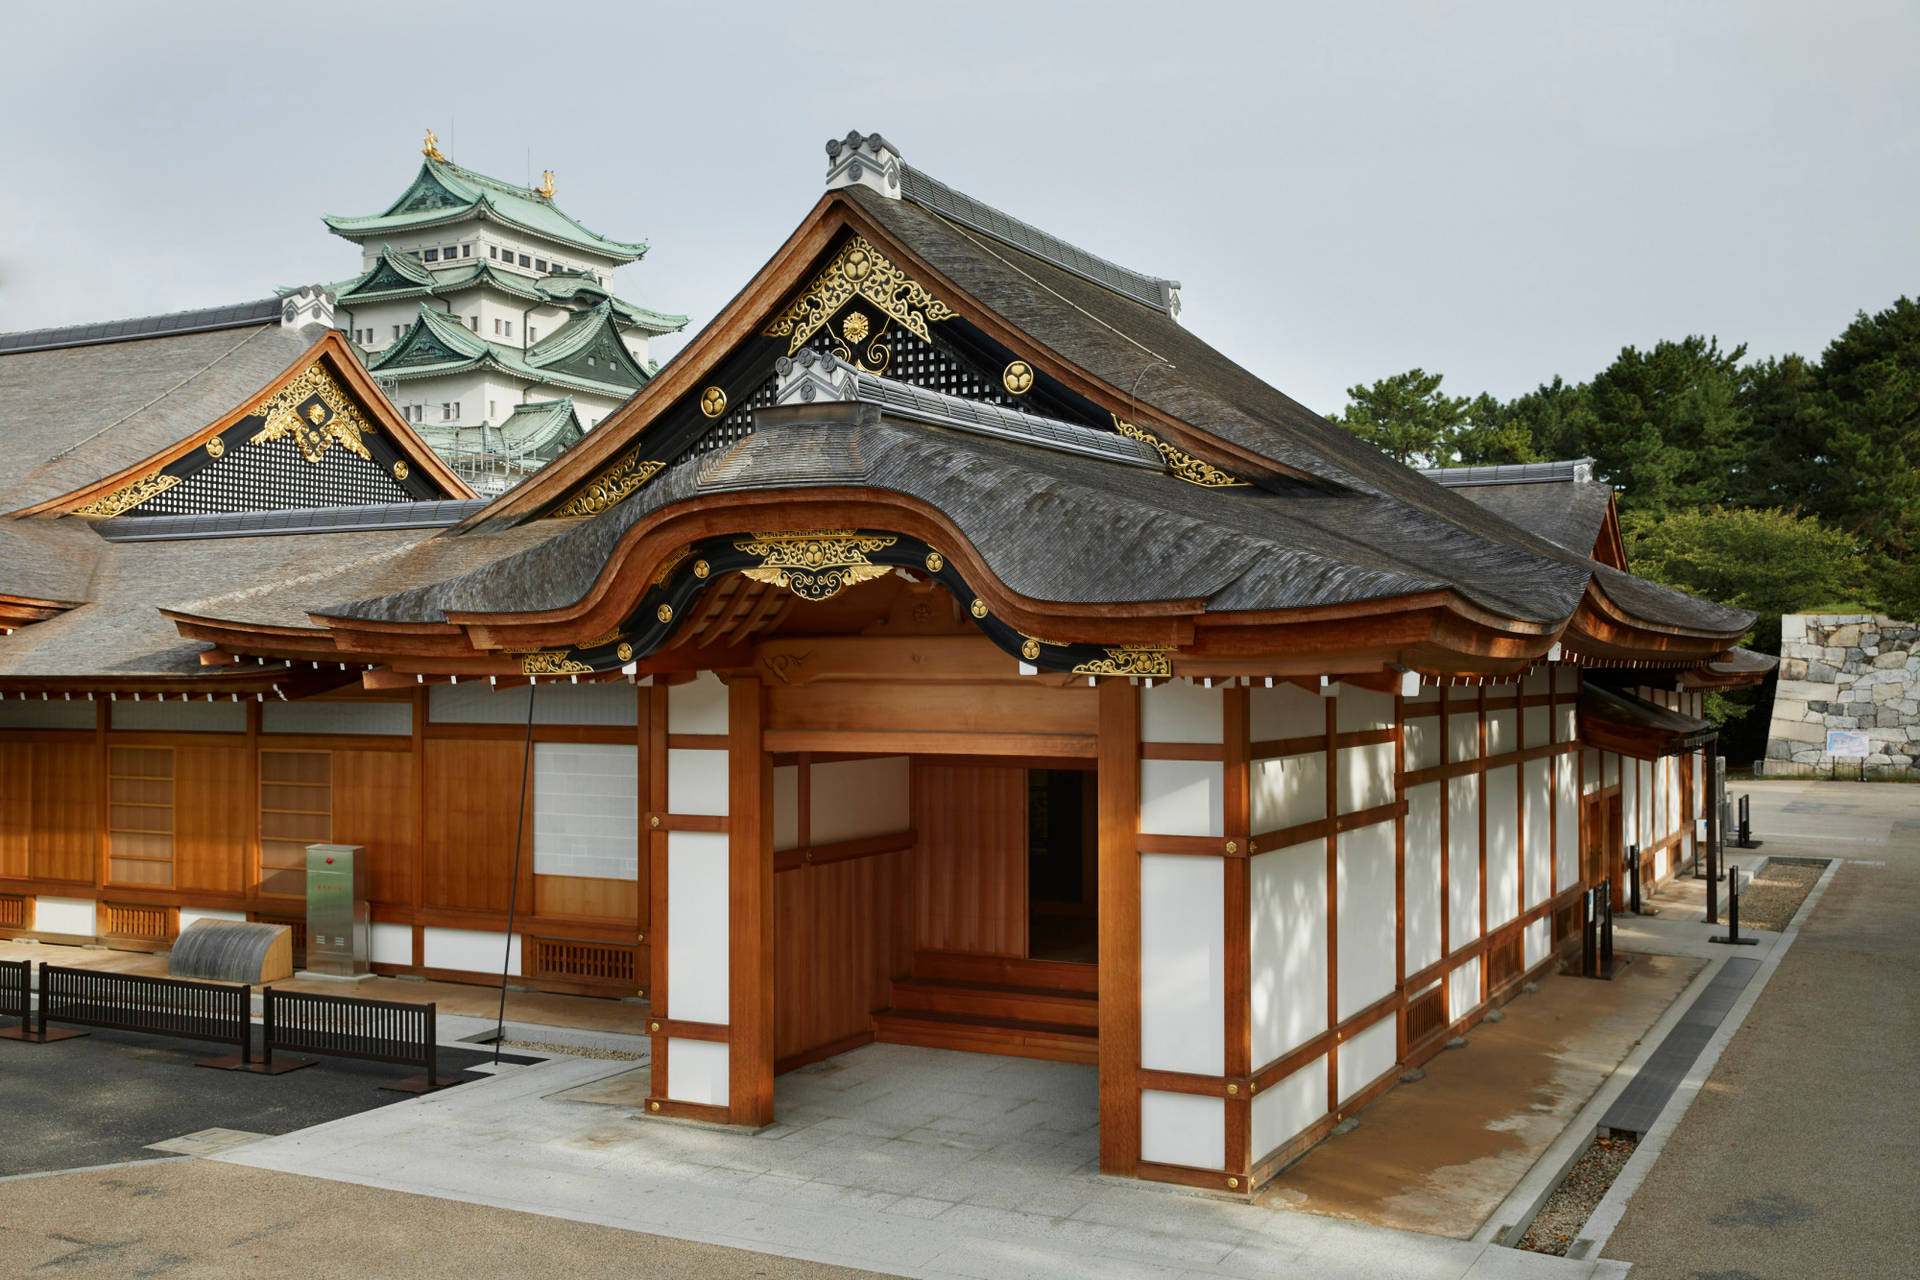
1523 759 1551 909
1141 681 1223 744
0 700 94 730
669 1038 730 1107
1139 760 1224 837
1447 711 1481 763
1638 760 1654 848
34 897 96 936
1524 705 1550 746
1556 666 1580 694
1336 823 1396 1020
666 831 729 1025
111 700 246 733
1555 754 1580 892
1448 955 1482 1017
1403 782 1443 975
1336 743 1395 815
773 765 800 853
1334 686 1394 733
1486 707 1517 756
1447 776 1480 950
423 926 519 974
1654 757 1670 844
264 700 413 735
809 757 910 844
668 748 728 817
1556 704 1578 744
533 743 638 880
1485 766 1519 928
1524 917 1552 969
1604 752 1619 787
1251 682 1324 741
1250 840 1326 1064
1140 854 1224 1076
1525 669 1551 696
668 672 730 733
1403 714 1441 772
1140 1090 1224 1170
429 681 637 725
1251 753 1324 832
1337 1014 1397 1103
371 921 413 966
1251 1055 1327 1164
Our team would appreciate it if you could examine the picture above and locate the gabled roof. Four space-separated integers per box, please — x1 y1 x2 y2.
324 157 647 263
496 398 585 461
1421 458 1624 568
0 297 285 355
366 303 653 399
2 326 475 518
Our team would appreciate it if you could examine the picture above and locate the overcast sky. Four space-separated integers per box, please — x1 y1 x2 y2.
3 1 1915 415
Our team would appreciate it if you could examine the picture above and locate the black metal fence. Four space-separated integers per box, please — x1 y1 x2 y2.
259 987 458 1093
5 964 252 1060
0 958 27 1031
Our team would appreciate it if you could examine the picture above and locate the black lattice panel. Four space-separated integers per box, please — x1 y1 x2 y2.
692 328 1012 457
138 438 410 516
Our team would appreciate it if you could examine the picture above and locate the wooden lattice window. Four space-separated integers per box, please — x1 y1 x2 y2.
0 894 29 930
260 750 331 896
108 747 174 888
1405 981 1447 1049
1487 933 1523 991
528 936 636 987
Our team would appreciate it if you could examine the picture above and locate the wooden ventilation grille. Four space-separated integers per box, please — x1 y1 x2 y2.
1405 982 1447 1049
250 914 308 967
0 894 28 930
260 750 331 897
1487 934 1523 991
103 901 178 944
529 937 636 987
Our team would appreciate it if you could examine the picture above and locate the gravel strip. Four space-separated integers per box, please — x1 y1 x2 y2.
1731 858 1826 931
497 1038 643 1061
1519 1134 1637 1255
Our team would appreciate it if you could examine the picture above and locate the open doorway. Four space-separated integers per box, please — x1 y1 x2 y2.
1027 768 1097 962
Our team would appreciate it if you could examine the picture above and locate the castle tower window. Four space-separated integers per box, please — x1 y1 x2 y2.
469 316 478 331
493 318 502 335
423 248 439 262
461 244 472 258
488 246 497 259
534 258 548 272
518 253 530 267
528 327 537 342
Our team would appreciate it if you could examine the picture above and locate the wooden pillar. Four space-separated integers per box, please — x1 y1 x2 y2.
1097 679 1141 1175
1222 685 1252 1182
728 675 774 1127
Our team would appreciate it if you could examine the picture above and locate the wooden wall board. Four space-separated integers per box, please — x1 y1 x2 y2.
333 748 416 907
912 763 1027 957
173 744 249 895
421 738 531 913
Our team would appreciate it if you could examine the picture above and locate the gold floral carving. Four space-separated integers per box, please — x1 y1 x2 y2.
842 311 870 343
649 547 694 588
1111 415 1249 488
763 235 955 356
552 448 665 518
522 650 593 676
734 529 899 602
248 362 380 465
72 472 182 517
1071 646 1175 677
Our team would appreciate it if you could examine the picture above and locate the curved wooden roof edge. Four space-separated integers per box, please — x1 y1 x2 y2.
8 331 476 519
169 484 1744 683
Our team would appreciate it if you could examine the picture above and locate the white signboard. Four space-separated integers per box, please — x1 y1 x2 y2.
1827 729 1870 758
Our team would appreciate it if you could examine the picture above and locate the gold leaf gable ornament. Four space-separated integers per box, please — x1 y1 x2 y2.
248 362 380 465
734 529 899 602
764 236 955 356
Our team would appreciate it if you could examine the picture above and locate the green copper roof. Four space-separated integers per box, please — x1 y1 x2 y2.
332 249 687 338
367 303 651 399
324 157 649 262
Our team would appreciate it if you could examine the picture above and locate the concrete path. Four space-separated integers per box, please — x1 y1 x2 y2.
212 1038 1627 1279
0 1159 886 1279
1599 780 1920 1279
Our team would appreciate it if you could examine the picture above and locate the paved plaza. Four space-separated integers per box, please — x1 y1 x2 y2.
2 779 1910 1278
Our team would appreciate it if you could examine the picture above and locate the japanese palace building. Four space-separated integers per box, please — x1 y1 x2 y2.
318 132 686 492
0 132 1772 1194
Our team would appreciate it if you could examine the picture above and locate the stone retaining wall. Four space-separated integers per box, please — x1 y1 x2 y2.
1763 613 1920 769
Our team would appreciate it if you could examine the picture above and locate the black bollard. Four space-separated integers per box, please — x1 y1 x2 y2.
1711 865 1759 946
1581 887 1597 978
1736 795 1751 850
1599 882 1615 977
1628 845 1642 915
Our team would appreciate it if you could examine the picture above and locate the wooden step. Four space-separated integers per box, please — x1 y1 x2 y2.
872 1008 1098 1066
889 976 1098 1029
910 949 1098 995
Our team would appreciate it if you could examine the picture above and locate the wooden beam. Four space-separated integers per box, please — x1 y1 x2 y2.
728 676 774 1127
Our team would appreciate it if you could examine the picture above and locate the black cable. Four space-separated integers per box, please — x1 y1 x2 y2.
494 681 537 1063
